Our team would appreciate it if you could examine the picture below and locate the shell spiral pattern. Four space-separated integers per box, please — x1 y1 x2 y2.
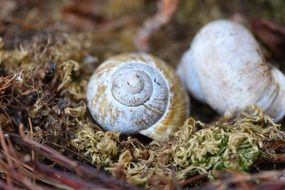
87 53 189 141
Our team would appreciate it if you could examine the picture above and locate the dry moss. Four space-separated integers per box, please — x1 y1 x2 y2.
72 127 120 166
1 1 285 189
0 33 95 146
71 106 285 188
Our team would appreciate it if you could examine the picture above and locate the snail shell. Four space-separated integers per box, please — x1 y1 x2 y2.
177 19 285 121
87 53 189 141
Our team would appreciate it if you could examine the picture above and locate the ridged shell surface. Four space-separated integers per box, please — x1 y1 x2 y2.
178 19 285 121
87 53 189 141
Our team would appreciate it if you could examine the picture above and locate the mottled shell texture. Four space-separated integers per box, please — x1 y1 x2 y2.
87 53 189 141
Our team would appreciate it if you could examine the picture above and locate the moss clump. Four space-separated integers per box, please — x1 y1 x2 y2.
0 33 94 146
71 105 285 188
172 107 278 179
72 127 120 166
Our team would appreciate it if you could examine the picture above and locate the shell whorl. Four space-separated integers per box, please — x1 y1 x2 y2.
110 63 167 109
87 53 189 141
178 19 285 121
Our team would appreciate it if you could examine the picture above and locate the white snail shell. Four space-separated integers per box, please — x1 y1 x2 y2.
87 53 189 141
177 19 285 121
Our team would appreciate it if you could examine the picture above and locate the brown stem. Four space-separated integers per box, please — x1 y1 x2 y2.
134 0 179 51
269 154 285 163
24 160 107 189
179 173 208 187
7 132 141 190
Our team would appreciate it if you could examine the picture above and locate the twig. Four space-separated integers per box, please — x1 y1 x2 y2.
179 173 208 187
1 128 137 189
0 74 18 94
0 129 13 185
210 170 285 189
264 141 285 150
24 160 107 189
0 179 20 190
269 154 285 163
8 132 141 190
134 0 179 51
28 118 36 185
0 129 44 190
256 181 285 190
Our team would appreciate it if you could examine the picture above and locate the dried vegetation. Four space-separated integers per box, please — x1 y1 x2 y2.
1 0 285 189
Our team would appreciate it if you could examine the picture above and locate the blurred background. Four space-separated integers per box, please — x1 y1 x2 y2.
1 0 285 122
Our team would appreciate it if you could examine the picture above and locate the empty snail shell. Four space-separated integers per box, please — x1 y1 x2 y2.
177 19 285 121
87 53 189 141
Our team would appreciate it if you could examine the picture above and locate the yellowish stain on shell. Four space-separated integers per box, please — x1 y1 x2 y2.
92 83 122 127
139 55 189 141
87 53 189 141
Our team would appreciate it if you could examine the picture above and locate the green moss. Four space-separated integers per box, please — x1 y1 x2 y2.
72 106 285 188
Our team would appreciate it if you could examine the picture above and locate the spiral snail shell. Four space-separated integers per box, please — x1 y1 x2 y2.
87 53 189 141
177 19 285 121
